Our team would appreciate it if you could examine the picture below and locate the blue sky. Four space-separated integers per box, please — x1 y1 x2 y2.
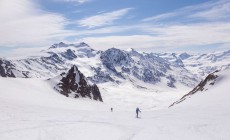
0 0 230 56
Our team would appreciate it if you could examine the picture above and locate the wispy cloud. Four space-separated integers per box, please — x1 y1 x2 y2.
82 35 156 51
142 13 176 22
0 46 48 58
0 0 73 47
81 21 230 51
1 0 230 53
190 1 230 20
54 0 90 4
142 0 230 23
86 23 229 51
132 0 230 52
74 0 230 51
77 8 133 28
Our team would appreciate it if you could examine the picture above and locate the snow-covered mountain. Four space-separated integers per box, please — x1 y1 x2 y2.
169 68 230 107
0 58 29 77
0 42 229 89
49 65 103 101
157 50 230 78
1 42 230 140
0 42 98 78
99 47 198 88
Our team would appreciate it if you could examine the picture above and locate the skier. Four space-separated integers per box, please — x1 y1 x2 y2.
136 107 141 118
111 107 113 112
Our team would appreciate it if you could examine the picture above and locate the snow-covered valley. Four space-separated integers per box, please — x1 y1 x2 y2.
1 68 230 140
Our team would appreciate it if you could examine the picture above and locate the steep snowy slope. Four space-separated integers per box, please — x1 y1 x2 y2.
170 68 230 108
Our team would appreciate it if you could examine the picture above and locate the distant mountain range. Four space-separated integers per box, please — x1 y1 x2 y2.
0 42 230 90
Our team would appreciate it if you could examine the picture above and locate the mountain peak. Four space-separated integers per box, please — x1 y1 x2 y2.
126 48 141 56
52 65 103 101
126 48 135 52
179 52 191 60
78 42 89 47
49 42 90 49
50 42 68 49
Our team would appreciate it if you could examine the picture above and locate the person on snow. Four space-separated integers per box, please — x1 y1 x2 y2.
111 107 113 112
136 107 141 118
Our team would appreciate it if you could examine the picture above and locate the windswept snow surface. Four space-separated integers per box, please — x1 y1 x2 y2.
1 69 230 140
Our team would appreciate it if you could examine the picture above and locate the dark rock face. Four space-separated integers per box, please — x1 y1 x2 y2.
172 53 184 67
60 49 77 60
101 48 133 65
179 53 191 60
89 67 115 83
0 59 16 77
100 48 133 73
0 58 29 78
169 70 219 107
43 52 64 65
100 48 167 84
166 75 176 88
54 65 103 102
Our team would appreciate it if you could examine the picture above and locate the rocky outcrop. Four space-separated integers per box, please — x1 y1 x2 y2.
0 58 29 78
169 70 219 107
0 59 15 77
100 48 133 73
60 49 77 60
53 65 103 102
166 75 176 88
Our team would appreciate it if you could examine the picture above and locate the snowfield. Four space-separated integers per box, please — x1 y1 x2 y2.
0 69 230 140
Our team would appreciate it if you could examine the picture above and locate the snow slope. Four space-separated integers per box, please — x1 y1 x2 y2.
1 68 230 140
171 68 230 110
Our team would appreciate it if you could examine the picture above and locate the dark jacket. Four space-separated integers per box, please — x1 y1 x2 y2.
136 107 141 113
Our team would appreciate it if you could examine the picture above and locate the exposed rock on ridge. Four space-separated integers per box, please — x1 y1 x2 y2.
53 65 103 102
169 70 219 107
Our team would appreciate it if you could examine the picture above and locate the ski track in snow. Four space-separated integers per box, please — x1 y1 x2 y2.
1 105 230 140
1 69 230 140
0 109 140 140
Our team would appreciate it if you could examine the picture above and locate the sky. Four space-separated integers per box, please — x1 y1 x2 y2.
0 0 230 56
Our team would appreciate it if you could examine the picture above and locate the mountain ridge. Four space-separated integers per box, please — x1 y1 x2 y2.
0 42 229 90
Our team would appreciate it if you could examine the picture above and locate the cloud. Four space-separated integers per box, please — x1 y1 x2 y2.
77 8 133 28
0 46 49 58
1 0 230 54
115 0 230 52
82 35 156 51
142 13 177 22
0 0 73 47
218 42 230 50
75 0 230 52
81 21 230 52
54 0 90 4
190 1 230 20
142 0 230 23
